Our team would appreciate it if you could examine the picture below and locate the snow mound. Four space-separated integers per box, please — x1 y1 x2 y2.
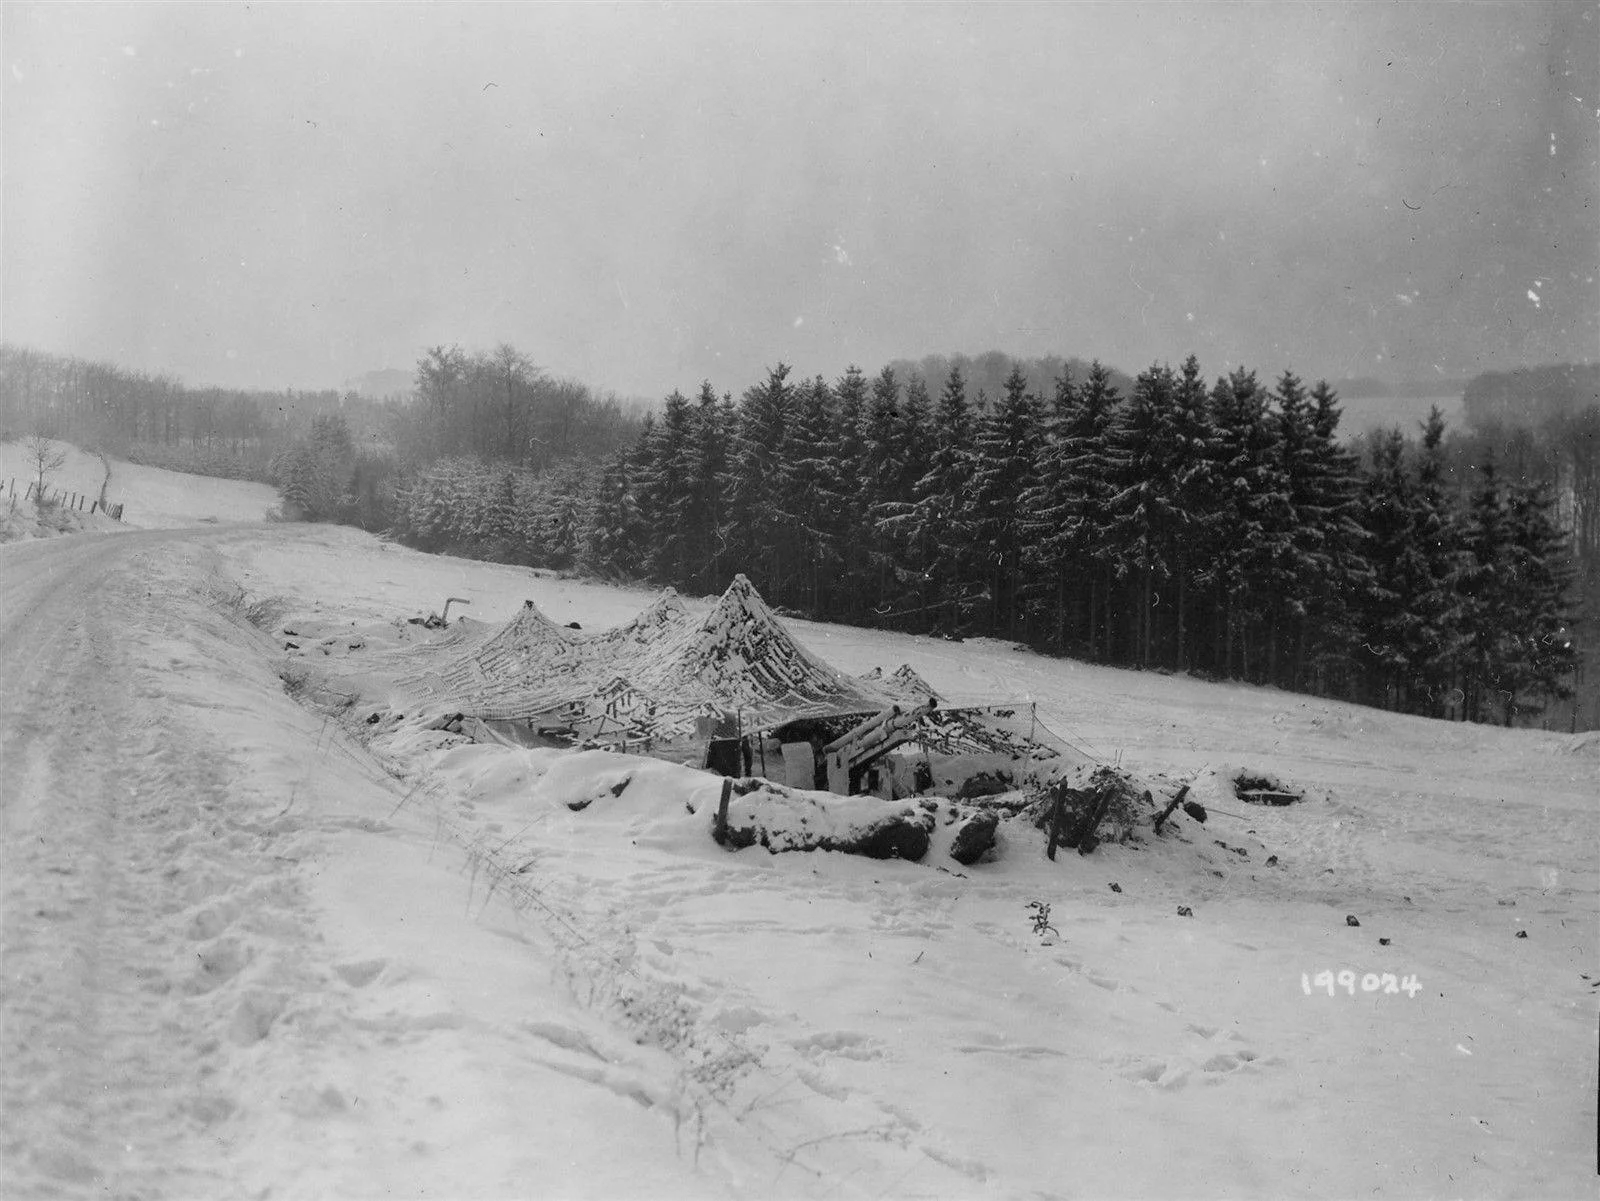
1024 762 1161 847
0 497 115 543
1186 764 1308 809
859 663 942 703
716 778 935 860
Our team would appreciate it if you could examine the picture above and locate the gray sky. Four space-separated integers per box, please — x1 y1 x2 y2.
3 2 1596 398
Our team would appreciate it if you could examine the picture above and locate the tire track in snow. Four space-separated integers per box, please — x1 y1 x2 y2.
0 532 321 1198
1 534 239 1196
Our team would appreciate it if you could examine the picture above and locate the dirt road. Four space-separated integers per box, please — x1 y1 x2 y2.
0 531 310 1196
0 530 730 1200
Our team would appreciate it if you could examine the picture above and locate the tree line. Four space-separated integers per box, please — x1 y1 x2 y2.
0 342 398 481
268 344 639 532
3 337 1587 725
0 340 643 506
1462 363 1600 429
580 359 1580 725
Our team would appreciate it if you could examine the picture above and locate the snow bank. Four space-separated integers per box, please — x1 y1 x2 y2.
426 743 955 864
716 779 936 859
0 494 117 542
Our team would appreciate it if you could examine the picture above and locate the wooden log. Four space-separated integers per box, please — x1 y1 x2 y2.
1154 783 1193 833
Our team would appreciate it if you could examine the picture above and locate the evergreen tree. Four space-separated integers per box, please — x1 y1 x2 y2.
540 462 590 570
1166 355 1225 669
898 374 934 516
1208 368 1292 680
857 367 910 614
969 366 1041 636
1410 405 1472 713
684 382 732 593
830 365 871 621
1462 455 1515 722
1063 362 1127 660
906 365 978 635
777 376 846 611
1500 477 1579 722
1357 429 1430 706
1270 369 1367 688
639 389 696 584
1299 380 1374 694
1104 363 1181 666
486 469 523 563
872 373 938 625
583 423 652 578
725 364 794 593
1020 366 1081 650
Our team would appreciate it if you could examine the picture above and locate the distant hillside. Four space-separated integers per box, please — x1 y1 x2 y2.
1331 376 1470 400
1461 363 1600 429
342 368 415 400
1335 394 1465 441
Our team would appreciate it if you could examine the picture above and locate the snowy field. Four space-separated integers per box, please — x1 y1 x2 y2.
1 454 1596 1199
0 438 279 530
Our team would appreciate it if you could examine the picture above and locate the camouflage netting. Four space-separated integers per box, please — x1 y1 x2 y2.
1024 763 1157 849
857 663 939 705
380 575 1078 767
395 576 900 743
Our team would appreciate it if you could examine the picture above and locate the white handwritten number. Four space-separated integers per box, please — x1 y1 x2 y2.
1303 970 1417 997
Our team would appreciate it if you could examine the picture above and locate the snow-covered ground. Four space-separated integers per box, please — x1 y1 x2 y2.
0 438 278 530
2 455 1595 1199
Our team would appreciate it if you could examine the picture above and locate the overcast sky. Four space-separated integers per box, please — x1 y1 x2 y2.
3 2 1596 398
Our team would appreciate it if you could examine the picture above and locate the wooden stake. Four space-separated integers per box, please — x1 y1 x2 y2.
1046 785 1066 860
1153 783 1192 834
713 777 733 846
1066 784 1112 852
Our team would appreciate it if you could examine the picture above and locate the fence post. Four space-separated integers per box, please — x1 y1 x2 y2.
1045 784 1067 860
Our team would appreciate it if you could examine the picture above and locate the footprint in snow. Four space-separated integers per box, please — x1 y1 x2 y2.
186 936 252 994
332 958 387 988
790 1030 883 1060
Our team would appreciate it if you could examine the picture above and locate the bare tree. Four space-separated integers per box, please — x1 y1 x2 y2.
94 449 113 511
25 434 66 508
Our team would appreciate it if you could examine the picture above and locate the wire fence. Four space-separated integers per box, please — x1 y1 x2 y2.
2 476 123 520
